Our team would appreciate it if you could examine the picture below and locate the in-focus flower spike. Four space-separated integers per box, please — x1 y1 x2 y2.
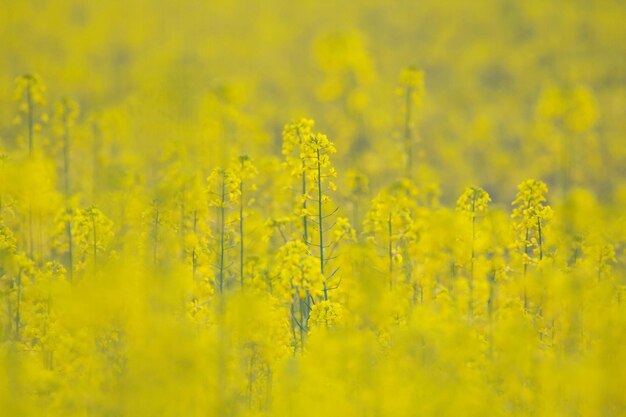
456 186 491 318
231 155 258 289
206 167 239 294
512 179 553 310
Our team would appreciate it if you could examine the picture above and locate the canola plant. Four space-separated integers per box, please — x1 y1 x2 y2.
1 1 625 416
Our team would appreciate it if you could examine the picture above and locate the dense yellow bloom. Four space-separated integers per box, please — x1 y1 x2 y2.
282 118 315 160
275 240 322 301
512 180 553 234
456 186 491 216
73 207 115 270
363 180 417 243
0 220 16 254
309 300 343 329
206 167 239 208
332 217 356 243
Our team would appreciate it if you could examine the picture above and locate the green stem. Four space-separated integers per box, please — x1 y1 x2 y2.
302 162 308 243
15 270 22 341
300 141 311 323
298 130 309 244
316 148 327 300
299 297 306 352
523 226 529 311
289 293 297 356
522 199 531 279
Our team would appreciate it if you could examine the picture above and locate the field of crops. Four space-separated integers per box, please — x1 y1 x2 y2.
1 1 625 416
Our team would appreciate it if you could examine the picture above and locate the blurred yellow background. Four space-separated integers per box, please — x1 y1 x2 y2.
2 0 624 201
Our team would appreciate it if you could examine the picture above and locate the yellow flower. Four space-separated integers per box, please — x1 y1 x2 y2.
456 186 491 217
275 240 322 301
309 300 343 329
